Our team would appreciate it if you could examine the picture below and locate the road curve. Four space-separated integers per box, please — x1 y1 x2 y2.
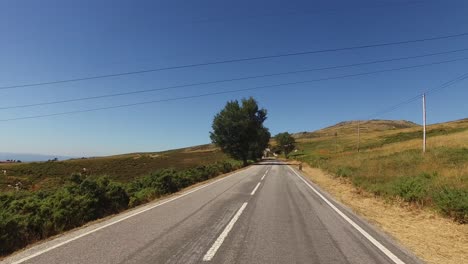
2 160 423 264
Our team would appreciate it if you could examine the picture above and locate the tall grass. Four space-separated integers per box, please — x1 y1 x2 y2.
293 120 468 223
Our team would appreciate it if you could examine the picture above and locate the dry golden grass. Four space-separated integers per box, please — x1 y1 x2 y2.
294 119 418 139
368 130 468 156
292 118 468 224
295 119 468 183
300 164 468 264
295 118 467 151
351 131 468 186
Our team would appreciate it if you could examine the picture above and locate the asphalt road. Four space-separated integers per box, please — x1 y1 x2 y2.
2 161 422 264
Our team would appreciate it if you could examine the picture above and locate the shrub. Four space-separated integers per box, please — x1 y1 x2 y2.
0 212 28 255
391 173 435 204
100 180 129 213
335 166 355 178
0 160 244 256
432 186 468 223
128 188 157 207
154 170 179 195
174 171 194 189
221 162 233 173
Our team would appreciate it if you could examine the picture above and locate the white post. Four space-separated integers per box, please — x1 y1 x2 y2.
422 93 427 153
357 121 361 152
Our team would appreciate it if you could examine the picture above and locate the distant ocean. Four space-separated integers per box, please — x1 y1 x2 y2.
0 153 74 162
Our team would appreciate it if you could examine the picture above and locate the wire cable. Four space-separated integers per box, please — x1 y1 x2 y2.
2 51 468 110
2 57 468 122
366 71 468 119
2 32 468 90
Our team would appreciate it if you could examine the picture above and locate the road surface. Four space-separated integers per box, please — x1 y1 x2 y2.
2 161 422 264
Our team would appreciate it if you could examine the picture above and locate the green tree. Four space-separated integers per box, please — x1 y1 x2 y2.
275 132 296 158
210 97 270 165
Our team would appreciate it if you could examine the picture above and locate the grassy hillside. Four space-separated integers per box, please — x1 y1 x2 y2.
293 119 418 139
0 143 245 256
0 144 228 191
290 118 468 223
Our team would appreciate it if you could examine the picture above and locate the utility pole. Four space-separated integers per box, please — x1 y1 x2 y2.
334 131 338 154
422 93 427 153
357 121 361 152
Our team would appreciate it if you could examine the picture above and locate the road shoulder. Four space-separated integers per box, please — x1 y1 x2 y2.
297 163 468 264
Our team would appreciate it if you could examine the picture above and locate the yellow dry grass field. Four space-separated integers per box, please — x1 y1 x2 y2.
300 164 468 264
292 119 468 208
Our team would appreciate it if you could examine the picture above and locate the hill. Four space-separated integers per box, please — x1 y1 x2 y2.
293 119 419 139
0 143 243 256
290 118 468 223
0 144 227 191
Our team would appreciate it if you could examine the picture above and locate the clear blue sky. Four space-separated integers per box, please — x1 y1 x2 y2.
1 0 467 157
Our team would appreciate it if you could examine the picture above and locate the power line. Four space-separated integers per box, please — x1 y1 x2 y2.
2 32 468 90
2 50 468 110
366 71 468 119
355 71 468 153
426 72 468 95
2 57 468 122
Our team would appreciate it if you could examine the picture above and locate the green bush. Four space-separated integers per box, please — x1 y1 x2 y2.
391 173 435 204
335 166 355 178
0 212 28 255
220 162 233 173
0 176 130 255
174 171 195 189
350 175 394 197
154 170 180 195
432 186 468 223
128 188 157 207
0 160 244 256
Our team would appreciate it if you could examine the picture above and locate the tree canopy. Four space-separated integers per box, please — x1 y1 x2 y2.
210 97 270 165
274 132 296 158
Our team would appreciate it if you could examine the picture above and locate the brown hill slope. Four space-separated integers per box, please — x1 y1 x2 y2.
294 119 419 139
0 144 226 191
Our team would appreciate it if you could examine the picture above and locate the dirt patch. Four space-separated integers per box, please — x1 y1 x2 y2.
298 163 468 264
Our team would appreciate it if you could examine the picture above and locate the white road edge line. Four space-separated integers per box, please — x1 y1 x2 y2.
202 202 248 261
9 170 245 264
288 166 406 264
250 182 261 195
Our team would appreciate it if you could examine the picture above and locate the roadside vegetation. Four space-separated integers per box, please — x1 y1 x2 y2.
0 97 270 256
274 132 296 158
0 159 243 256
0 144 227 192
291 118 468 223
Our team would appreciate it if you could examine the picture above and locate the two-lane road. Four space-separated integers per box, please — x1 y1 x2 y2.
2 161 422 264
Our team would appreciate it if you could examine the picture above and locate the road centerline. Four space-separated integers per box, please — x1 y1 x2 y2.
261 167 269 180
250 182 261 195
202 202 248 261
